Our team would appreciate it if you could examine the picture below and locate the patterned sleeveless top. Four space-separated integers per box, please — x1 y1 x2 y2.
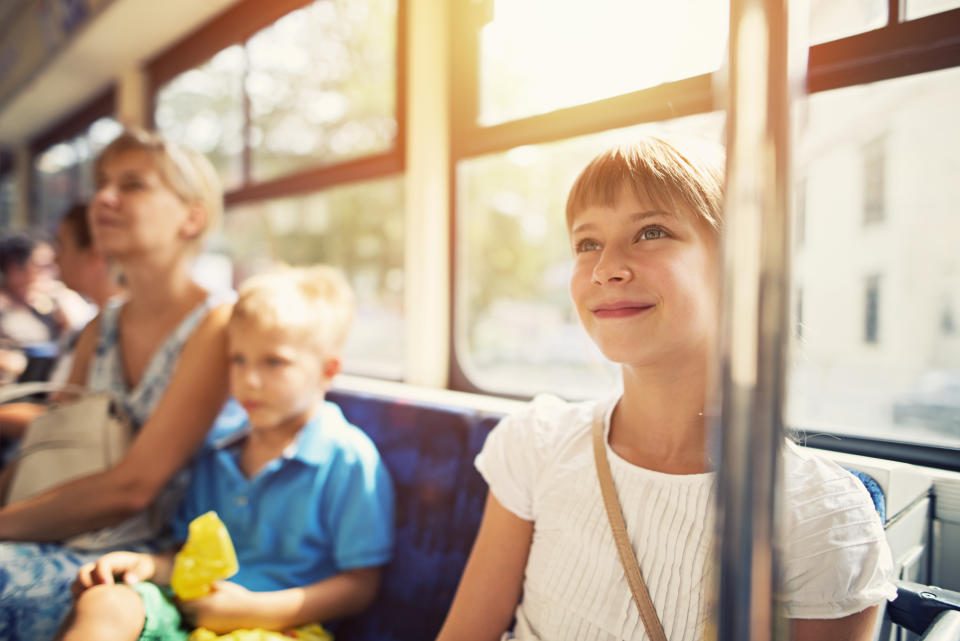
86 290 234 428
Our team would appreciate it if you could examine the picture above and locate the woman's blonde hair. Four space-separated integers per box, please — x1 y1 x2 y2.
565 135 725 233
95 128 223 247
231 265 356 356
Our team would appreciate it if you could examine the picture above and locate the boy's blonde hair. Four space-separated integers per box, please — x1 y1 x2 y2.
565 135 725 233
95 128 223 249
231 266 355 357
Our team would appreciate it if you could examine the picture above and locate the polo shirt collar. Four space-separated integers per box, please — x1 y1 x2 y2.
208 401 346 467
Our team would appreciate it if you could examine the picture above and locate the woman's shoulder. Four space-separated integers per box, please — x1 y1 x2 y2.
177 290 235 349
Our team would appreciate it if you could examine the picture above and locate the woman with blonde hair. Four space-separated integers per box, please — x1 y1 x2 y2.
0 128 235 641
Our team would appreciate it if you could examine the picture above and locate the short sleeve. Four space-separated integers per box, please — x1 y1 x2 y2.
780 449 898 619
475 394 578 521
323 444 396 571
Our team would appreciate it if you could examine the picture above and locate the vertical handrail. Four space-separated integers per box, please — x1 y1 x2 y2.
715 0 795 639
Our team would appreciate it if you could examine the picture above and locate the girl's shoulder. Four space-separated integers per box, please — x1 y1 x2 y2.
493 393 608 456
779 442 896 617
780 440 886 547
781 440 870 498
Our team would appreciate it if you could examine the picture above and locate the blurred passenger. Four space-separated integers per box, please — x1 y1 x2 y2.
48 202 125 382
55 202 123 312
0 204 126 444
0 127 234 641
59 266 395 641
0 233 70 381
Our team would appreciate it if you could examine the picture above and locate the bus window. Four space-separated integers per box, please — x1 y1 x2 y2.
788 65 960 449
215 175 406 380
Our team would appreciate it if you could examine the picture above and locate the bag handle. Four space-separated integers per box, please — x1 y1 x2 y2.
592 403 668 641
0 381 90 405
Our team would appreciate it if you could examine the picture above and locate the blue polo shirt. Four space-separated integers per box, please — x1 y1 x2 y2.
172 401 395 592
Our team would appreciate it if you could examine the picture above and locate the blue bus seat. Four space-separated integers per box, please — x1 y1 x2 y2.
845 467 887 524
327 388 502 641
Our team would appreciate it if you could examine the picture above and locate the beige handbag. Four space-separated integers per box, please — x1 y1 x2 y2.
0 381 159 549
1 382 132 505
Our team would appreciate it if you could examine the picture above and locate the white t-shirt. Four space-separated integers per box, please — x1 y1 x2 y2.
475 394 897 641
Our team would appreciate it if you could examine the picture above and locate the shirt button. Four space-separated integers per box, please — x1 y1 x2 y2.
235 495 248 506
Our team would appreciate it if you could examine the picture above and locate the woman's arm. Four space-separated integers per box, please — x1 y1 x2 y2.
178 566 383 634
0 402 46 440
792 605 880 641
436 492 533 641
0 303 232 541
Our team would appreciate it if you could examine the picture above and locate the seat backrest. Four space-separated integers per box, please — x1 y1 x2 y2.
328 388 504 641
845 467 887 523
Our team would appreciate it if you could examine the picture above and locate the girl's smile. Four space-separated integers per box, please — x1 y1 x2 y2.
568 185 719 367
590 300 656 319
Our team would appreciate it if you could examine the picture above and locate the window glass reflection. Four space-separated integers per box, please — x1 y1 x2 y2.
246 0 397 181
155 45 246 190
789 66 960 448
219 176 405 379
477 0 728 125
905 0 960 20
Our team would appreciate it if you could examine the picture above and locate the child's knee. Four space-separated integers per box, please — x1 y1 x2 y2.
74 583 145 629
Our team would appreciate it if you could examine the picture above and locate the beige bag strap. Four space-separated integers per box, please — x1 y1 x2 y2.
592 403 668 641
0 381 89 405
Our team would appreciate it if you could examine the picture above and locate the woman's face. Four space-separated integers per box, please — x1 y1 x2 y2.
89 149 201 261
568 185 720 369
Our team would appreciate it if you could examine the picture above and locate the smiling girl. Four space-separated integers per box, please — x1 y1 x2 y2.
436 136 895 641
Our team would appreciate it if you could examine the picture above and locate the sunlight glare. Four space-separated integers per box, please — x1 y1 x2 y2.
480 0 728 124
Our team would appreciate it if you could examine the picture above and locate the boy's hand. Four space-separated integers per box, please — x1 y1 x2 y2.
178 581 262 633
72 551 157 597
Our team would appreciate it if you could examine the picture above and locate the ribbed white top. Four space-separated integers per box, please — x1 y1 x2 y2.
476 394 895 641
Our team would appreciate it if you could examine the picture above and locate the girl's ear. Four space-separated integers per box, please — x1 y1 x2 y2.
179 202 208 240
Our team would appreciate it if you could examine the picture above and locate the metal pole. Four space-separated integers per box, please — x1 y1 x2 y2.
715 0 794 639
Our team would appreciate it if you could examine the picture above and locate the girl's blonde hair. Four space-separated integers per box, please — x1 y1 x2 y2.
565 135 725 232
230 265 355 356
95 128 223 247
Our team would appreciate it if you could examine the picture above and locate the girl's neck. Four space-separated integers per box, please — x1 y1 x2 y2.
611 358 712 474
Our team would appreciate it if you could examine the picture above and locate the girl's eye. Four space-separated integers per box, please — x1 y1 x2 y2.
575 238 601 253
638 227 667 241
266 356 287 367
119 181 144 192
230 354 245 366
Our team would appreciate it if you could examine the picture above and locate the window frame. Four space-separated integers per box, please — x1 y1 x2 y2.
145 0 408 209
447 1 960 461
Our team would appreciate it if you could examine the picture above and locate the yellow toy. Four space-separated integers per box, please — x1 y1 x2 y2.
170 511 239 601
188 623 333 641
172 512 334 641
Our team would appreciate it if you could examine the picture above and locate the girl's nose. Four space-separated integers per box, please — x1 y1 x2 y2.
592 247 633 284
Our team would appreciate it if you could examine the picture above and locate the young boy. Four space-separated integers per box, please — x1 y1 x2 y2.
59 266 395 641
